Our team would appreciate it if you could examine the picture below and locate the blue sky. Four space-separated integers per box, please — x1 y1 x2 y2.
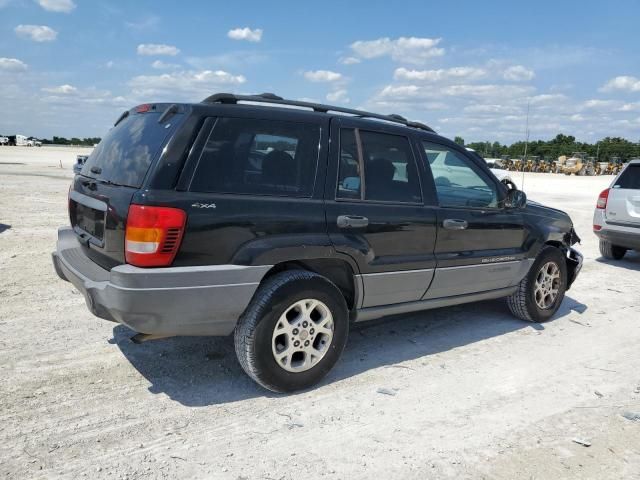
1 0 639 142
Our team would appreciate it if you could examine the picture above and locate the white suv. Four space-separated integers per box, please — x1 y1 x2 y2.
593 159 640 259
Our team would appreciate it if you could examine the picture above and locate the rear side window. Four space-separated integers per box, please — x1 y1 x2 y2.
337 129 361 199
190 117 320 197
614 164 640 189
361 131 421 203
81 112 175 188
336 128 422 203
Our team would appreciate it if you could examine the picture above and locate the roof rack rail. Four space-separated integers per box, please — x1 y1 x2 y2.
201 92 435 133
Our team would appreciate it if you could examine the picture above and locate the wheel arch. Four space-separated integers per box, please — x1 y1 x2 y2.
262 258 359 311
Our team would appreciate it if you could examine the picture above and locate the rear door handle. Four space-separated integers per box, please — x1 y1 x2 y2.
443 219 468 230
337 215 369 228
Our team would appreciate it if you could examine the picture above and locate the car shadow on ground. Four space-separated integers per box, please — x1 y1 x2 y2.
595 250 640 272
113 295 586 407
0 223 11 234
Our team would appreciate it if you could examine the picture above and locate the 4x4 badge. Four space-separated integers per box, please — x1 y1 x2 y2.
191 203 217 209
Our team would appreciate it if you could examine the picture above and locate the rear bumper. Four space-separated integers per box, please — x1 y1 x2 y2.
52 227 271 336
593 209 640 250
594 228 640 250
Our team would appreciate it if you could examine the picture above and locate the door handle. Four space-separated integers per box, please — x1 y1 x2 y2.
337 215 369 228
443 219 468 230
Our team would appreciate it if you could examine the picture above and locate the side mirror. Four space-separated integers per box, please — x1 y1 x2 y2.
505 189 527 209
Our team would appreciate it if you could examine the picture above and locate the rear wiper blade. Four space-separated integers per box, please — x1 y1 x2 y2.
158 104 178 124
114 110 129 127
90 166 102 174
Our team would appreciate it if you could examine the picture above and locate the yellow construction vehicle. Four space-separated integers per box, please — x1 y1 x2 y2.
561 152 590 175
538 156 554 173
512 157 524 171
596 160 609 175
554 155 567 173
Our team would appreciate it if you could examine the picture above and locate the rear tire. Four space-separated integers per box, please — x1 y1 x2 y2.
599 239 626 260
234 270 349 393
507 246 567 322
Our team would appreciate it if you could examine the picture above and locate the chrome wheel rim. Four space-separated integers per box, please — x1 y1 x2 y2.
534 261 561 309
271 299 334 373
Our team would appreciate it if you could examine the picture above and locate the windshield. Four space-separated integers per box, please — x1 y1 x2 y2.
80 112 176 188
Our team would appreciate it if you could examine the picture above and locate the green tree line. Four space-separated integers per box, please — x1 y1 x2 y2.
464 134 640 161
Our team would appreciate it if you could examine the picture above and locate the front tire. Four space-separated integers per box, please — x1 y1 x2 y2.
234 270 349 393
507 246 567 322
599 239 626 260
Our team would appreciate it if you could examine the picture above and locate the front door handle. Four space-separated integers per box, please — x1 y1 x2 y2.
337 215 369 228
443 219 468 230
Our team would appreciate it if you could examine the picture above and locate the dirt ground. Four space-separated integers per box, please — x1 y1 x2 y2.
1 146 639 480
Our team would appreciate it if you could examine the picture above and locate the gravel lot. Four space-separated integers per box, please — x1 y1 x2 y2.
1 146 639 479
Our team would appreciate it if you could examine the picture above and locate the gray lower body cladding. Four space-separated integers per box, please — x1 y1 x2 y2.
52 227 271 336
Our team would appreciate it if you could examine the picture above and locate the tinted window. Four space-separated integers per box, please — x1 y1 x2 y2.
337 129 361 199
614 164 640 189
81 112 175 188
424 142 498 208
361 131 421 203
191 117 320 196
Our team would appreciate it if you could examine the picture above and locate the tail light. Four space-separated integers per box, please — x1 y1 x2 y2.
596 188 609 209
125 205 186 267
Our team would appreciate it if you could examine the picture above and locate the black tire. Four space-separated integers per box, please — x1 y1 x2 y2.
234 270 349 393
599 239 626 260
507 246 567 322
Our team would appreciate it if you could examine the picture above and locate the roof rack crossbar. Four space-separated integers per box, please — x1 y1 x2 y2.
201 93 435 133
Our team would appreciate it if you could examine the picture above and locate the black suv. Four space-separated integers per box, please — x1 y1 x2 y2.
52 93 583 392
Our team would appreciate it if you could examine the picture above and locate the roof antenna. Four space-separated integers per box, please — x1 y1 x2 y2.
521 99 531 191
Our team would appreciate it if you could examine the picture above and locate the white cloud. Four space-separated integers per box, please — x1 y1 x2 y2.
151 60 180 70
137 43 180 56
42 84 77 94
350 36 444 64
125 15 160 31
326 89 349 103
601 75 640 92
378 83 533 101
394 66 486 82
503 65 535 81
128 70 246 99
579 99 620 111
339 56 361 65
0 57 28 71
528 93 567 105
303 70 343 82
227 27 263 42
618 102 640 112
463 104 522 115
15 24 58 42
35 0 75 13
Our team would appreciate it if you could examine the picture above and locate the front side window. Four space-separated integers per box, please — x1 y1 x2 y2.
424 142 498 208
190 117 320 196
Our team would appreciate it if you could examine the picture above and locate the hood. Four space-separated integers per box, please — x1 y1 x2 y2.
526 199 568 219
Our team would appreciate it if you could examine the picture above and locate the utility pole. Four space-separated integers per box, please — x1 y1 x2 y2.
522 100 530 191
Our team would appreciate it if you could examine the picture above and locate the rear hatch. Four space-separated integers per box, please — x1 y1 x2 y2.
70 105 183 269
606 163 640 226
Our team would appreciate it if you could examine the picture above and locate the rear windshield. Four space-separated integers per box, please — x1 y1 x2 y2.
615 164 640 189
80 112 176 188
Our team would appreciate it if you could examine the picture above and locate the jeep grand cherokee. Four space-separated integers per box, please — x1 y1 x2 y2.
52 93 583 392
